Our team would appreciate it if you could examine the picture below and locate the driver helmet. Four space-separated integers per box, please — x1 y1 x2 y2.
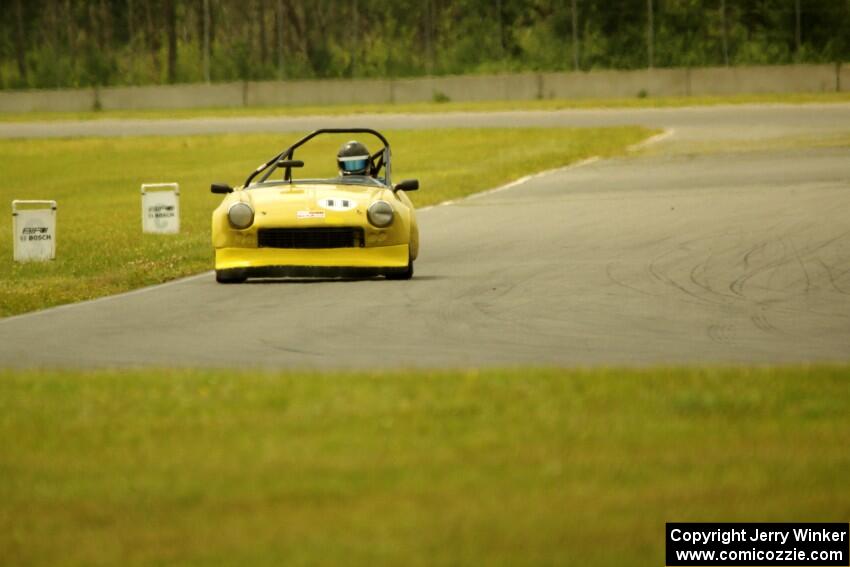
337 140 371 176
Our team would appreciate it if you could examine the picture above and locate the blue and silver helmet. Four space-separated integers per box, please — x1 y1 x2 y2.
337 140 371 175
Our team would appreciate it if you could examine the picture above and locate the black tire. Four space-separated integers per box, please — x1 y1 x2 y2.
216 269 247 284
386 256 414 280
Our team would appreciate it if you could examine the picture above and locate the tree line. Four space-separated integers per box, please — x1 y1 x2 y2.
1 0 849 90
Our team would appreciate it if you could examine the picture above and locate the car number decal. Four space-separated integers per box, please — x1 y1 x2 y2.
318 198 357 211
297 210 325 219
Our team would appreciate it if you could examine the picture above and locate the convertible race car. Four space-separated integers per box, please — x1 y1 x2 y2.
211 128 419 283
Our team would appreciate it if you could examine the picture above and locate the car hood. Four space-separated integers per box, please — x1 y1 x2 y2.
242 183 386 217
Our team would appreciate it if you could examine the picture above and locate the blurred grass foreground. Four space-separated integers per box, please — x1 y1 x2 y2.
0 366 848 566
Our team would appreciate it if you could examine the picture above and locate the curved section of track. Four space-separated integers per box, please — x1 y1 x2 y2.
2 104 850 141
2 147 849 367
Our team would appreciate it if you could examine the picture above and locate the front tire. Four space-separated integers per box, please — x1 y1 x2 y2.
386 256 414 280
216 269 247 284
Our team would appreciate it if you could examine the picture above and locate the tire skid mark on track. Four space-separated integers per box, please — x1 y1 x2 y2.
614 213 850 343
743 241 769 268
605 261 664 297
463 280 553 348
707 324 737 345
750 311 781 335
729 241 789 299
817 259 850 296
687 239 748 304
451 266 591 352
786 236 814 295
257 339 321 357
648 244 728 308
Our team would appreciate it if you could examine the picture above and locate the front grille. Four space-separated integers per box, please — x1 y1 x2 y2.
258 227 365 249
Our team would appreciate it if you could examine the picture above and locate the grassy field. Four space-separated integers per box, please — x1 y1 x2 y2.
0 126 653 317
1 92 849 123
0 365 847 566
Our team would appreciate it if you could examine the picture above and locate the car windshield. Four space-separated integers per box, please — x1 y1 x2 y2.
246 130 392 189
250 175 387 189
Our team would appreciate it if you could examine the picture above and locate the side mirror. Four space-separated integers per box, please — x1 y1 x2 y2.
211 183 233 194
394 179 419 192
277 159 305 168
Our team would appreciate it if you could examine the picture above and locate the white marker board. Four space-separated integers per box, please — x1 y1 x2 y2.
12 200 57 262
141 183 180 234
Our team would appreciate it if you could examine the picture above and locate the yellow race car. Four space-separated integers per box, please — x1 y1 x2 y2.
211 128 419 283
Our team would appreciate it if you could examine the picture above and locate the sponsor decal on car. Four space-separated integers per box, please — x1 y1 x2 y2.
296 210 325 219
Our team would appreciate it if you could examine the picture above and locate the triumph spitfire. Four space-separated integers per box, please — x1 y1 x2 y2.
211 128 420 283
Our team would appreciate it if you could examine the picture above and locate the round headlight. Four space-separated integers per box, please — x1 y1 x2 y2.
367 200 394 228
228 202 254 229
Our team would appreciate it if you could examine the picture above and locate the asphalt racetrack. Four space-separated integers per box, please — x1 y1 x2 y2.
2 103 850 141
1 105 849 368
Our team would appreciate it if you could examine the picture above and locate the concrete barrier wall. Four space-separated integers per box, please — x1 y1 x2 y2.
99 83 244 110
392 73 542 103
245 79 393 106
1 63 846 113
840 64 850 92
0 88 94 112
542 68 689 98
689 64 836 95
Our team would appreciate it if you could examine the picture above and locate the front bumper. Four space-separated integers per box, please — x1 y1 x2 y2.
216 264 410 279
215 244 409 277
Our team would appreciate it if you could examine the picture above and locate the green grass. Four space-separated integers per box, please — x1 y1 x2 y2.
1 92 849 122
0 126 653 317
0 366 847 566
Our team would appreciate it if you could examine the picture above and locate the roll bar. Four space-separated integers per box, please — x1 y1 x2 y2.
244 128 392 187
